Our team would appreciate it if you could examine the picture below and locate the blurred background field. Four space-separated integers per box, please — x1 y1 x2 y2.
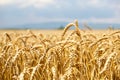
0 29 119 36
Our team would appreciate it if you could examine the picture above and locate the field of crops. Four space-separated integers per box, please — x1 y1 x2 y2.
0 20 120 80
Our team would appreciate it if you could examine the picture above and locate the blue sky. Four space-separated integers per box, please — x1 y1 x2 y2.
0 0 120 27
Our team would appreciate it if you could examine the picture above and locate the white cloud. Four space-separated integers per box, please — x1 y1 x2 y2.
0 0 15 5
0 0 119 10
76 0 105 9
25 14 73 23
81 17 120 24
0 0 120 26
0 0 55 8
76 0 120 18
24 14 120 24
19 0 55 8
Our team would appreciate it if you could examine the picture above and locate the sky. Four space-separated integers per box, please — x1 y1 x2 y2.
0 0 120 28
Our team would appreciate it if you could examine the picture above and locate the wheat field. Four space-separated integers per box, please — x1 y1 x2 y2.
0 20 120 80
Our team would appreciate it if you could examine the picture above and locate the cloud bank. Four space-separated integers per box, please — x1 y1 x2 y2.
0 0 120 27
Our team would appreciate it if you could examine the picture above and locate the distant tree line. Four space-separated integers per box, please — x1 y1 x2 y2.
58 25 64 30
